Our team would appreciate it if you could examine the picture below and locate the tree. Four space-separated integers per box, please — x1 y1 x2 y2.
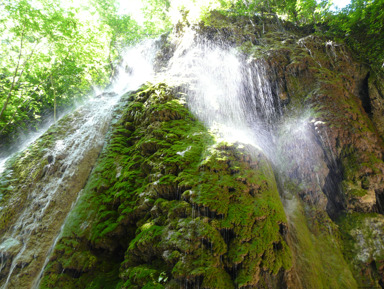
329 0 384 70
0 0 112 142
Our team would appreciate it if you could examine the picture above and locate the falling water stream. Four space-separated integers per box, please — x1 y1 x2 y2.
165 28 282 158
0 28 325 288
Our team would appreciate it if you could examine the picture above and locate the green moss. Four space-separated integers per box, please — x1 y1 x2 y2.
284 195 358 289
120 265 166 289
39 82 291 288
337 213 384 288
0 168 14 204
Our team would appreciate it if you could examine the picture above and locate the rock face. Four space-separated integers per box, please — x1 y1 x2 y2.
265 33 384 217
231 14 384 289
258 22 384 289
1 11 384 289
171 13 384 287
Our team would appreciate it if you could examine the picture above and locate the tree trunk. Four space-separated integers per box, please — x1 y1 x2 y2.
51 75 57 122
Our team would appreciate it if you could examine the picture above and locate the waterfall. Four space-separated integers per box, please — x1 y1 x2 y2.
163 28 330 194
0 41 157 289
0 24 358 288
164 29 282 158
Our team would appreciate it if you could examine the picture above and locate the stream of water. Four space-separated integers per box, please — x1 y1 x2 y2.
165 28 286 160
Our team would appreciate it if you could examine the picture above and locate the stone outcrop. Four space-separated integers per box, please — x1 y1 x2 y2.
180 12 384 288
234 14 384 288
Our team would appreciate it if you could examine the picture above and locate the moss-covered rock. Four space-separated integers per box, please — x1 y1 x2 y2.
0 97 114 288
337 213 384 288
39 82 291 288
3 10 384 289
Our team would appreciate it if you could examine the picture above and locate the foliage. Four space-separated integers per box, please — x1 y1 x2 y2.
209 0 383 71
203 0 332 24
329 0 384 71
179 0 382 72
91 0 144 60
141 0 172 34
0 0 172 147
0 0 112 144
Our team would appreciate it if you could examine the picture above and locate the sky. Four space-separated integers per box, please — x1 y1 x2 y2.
332 0 351 9
117 0 144 21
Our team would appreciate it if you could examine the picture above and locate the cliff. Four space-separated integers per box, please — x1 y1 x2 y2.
1 11 384 289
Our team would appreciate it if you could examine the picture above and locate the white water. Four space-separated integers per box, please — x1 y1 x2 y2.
163 29 327 188
163 30 344 289
164 29 280 157
32 188 85 289
111 39 157 95
0 41 157 289
163 29 331 217
0 94 120 288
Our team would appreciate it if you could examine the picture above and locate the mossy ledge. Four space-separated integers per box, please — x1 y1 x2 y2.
40 82 291 288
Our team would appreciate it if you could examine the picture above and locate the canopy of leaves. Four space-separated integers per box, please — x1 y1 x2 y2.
1 0 383 147
0 0 111 144
329 0 384 71
0 0 171 147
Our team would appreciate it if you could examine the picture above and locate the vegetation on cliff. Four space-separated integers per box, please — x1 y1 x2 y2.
39 83 291 288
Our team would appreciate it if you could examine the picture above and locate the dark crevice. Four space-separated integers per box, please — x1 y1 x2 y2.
181 276 203 289
201 238 214 251
359 72 372 116
63 268 83 279
224 263 241 283
322 158 346 220
192 204 225 219
313 126 347 220
375 189 384 214
220 228 236 245
279 223 288 236
379 276 384 289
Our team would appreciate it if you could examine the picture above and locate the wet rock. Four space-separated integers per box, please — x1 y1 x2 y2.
0 92 118 288
95 92 117 98
4 11 383 289
47 155 54 164
338 214 384 288
368 75 384 139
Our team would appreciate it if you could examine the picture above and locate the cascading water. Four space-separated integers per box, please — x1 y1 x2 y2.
164 29 331 200
0 41 157 289
165 28 282 158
